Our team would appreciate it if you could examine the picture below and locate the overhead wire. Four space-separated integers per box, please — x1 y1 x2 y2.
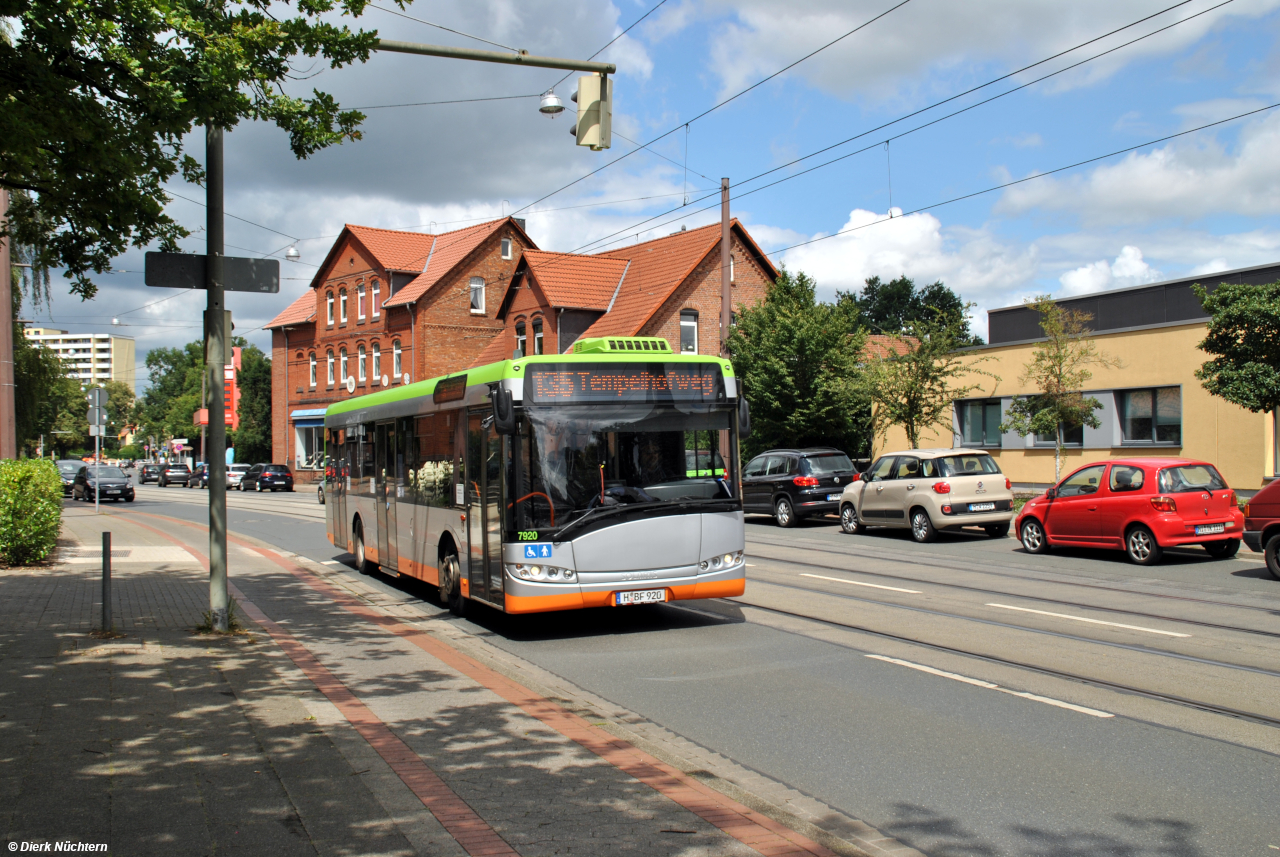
547 0 673 92
368 4 522 53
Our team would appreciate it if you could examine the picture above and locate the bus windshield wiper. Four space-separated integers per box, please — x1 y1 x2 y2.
553 499 698 542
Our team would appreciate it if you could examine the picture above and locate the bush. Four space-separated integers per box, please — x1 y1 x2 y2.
0 460 63 565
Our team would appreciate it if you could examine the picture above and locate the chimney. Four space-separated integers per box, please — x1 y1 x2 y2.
513 217 526 232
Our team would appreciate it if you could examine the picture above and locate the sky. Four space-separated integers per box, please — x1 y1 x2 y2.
20 0 1280 386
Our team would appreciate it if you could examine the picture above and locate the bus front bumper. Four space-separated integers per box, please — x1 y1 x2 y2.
503 561 746 614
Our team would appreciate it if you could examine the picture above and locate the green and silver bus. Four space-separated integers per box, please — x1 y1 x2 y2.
323 336 749 615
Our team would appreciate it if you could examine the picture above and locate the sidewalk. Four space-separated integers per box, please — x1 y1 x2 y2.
0 505 918 857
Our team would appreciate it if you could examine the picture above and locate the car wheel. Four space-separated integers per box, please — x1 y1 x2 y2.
985 522 1011 539
1020 519 1049 554
440 552 466 616
1125 525 1163 566
1264 534 1280 582
255 482 261 492
1204 539 1239 559
125 496 134 503
353 520 375 575
840 504 866 535
774 497 796 528
317 486 325 506
910 509 937 543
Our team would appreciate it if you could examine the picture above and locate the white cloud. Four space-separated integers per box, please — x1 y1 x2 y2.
1058 245 1159 296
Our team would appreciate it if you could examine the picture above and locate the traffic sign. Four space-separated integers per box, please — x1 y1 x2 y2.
144 252 280 293
87 407 106 426
88 388 108 407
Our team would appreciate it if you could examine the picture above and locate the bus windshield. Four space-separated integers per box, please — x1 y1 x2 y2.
516 403 735 532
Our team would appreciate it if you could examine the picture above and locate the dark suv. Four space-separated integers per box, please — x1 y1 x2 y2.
1243 481 1280 581
742 448 859 527
240 464 294 492
158 464 192 487
139 463 162 484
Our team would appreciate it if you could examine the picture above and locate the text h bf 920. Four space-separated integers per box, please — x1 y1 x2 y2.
322 337 749 615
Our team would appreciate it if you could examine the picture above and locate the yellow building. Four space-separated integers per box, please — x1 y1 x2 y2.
878 263 1279 495
22 327 137 391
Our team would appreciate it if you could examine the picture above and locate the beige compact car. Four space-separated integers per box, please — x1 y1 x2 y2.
839 448 1015 542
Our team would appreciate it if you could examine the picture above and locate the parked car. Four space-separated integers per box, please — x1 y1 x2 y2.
240 464 295 492
72 465 135 503
56 460 84 496
188 463 209 489
742 448 858 527
139 463 162 484
1015 457 1243 566
839 449 1014 541
227 464 252 489
1242 480 1280 581
158 464 192 487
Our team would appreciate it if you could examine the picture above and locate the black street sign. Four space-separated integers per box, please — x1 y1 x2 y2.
144 252 280 293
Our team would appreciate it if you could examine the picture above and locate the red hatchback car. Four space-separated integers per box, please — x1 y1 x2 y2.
1015 458 1243 565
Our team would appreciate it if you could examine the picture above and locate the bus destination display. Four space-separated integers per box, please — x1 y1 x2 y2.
525 363 724 404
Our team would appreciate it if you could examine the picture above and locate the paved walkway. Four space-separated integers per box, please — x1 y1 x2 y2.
0 504 918 857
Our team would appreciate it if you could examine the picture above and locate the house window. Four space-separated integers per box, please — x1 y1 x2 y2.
339 348 348 382
372 343 381 381
501 238 513 260
1034 415 1084 447
371 280 381 318
1120 387 1181 444
357 283 366 320
515 322 526 358
326 292 334 325
339 289 348 323
470 277 485 314
680 310 698 353
958 399 1002 447
393 340 402 378
327 351 335 385
357 345 367 382
533 319 544 355
309 353 316 388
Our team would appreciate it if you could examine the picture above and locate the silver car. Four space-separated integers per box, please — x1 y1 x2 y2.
839 448 1015 542
226 464 252 488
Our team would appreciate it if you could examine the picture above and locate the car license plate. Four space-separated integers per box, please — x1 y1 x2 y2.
616 589 666 606
1195 523 1225 535
827 493 841 502
968 502 996 512
106 490 119 494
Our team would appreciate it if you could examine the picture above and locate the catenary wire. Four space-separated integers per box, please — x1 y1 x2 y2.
546 0 673 92
369 4 522 53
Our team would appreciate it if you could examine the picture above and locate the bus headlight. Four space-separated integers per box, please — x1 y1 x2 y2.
508 564 577 583
723 553 733 566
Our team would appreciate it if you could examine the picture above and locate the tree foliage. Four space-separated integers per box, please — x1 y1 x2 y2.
727 269 871 460
1000 296 1121 481
1193 281 1280 413
838 275 984 346
1 0 396 298
860 313 998 450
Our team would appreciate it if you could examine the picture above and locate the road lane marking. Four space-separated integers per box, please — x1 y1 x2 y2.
801 573 921 594
866 655 1114 718
986 603 1191 638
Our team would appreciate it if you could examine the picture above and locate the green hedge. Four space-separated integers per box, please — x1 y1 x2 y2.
0 460 63 565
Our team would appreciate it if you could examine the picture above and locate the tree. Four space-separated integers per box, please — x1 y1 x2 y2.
727 268 871 460
1 0 396 298
1000 296 1121 481
1193 281 1280 413
46 375 89 457
231 342 273 463
136 341 203 445
838 275 984 346
861 313 998 450
13 328 65 455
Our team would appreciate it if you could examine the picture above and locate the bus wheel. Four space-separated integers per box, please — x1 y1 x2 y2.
353 520 374 574
440 553 466 617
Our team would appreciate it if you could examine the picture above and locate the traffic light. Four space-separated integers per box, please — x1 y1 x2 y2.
570 73 611 151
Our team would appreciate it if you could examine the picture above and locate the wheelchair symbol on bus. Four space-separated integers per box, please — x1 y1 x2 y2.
524 544 552 559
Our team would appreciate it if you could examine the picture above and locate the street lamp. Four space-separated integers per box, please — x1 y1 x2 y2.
539 90 565 116
285 244 301 263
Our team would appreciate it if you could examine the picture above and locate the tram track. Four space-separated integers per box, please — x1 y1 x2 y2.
674 597 1280 732
743 546 1280 640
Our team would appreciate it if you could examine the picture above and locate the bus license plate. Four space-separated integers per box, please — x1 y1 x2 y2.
968 502 996 512
617 589 666 606
1195 523 1225 535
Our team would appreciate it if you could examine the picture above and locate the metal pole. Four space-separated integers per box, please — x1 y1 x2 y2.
0 187 15 459
374 39 615 73
200 371 206 466
206 126 229 633
719 178 731 357
94 429 100 513
101 531 111 632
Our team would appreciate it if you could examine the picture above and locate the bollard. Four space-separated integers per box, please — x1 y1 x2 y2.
102 531 112 632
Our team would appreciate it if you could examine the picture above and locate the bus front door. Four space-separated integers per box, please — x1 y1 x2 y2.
375 421 398 571
466 412 505 606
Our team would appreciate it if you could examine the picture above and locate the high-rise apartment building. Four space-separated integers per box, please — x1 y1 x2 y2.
23 328 136 391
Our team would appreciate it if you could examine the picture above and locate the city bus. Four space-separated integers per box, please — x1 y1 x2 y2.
323 336 749 615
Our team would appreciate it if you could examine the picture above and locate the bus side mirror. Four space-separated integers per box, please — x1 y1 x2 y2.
738 396 751 439
491 387 516 435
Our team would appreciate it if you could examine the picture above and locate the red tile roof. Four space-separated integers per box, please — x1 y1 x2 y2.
523 251 630 310
346 224 437 272
264 290 316 330
383 219 509 308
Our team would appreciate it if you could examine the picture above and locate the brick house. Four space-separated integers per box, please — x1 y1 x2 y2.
266 217 777 482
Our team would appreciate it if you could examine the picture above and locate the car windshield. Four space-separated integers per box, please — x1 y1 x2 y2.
1158 464 1226 493
802 453 853 475
230 465 251 472
167 465 189 472
516 403 736 532
57 463 80 475
265 465 289 473
936 454 1001 477
88 467 126 478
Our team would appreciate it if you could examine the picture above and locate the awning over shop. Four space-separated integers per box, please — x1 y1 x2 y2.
290 407 327 427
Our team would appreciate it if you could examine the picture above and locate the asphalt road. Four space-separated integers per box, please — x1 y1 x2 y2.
99 483 1280 857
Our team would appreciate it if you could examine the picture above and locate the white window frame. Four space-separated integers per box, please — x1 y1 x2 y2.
515 321 526 358
501 237 513 260
339 290 348 323
309 353 316 387
339 348 348 382
372 343 381 381
357 345 367 382
533 319 543 355
371 280 381 318
470 276 485 314
327 351 335 384
393 341 402 378
357 283 366 320
326 292 334 325
680 310 698 354
730 255 735 283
